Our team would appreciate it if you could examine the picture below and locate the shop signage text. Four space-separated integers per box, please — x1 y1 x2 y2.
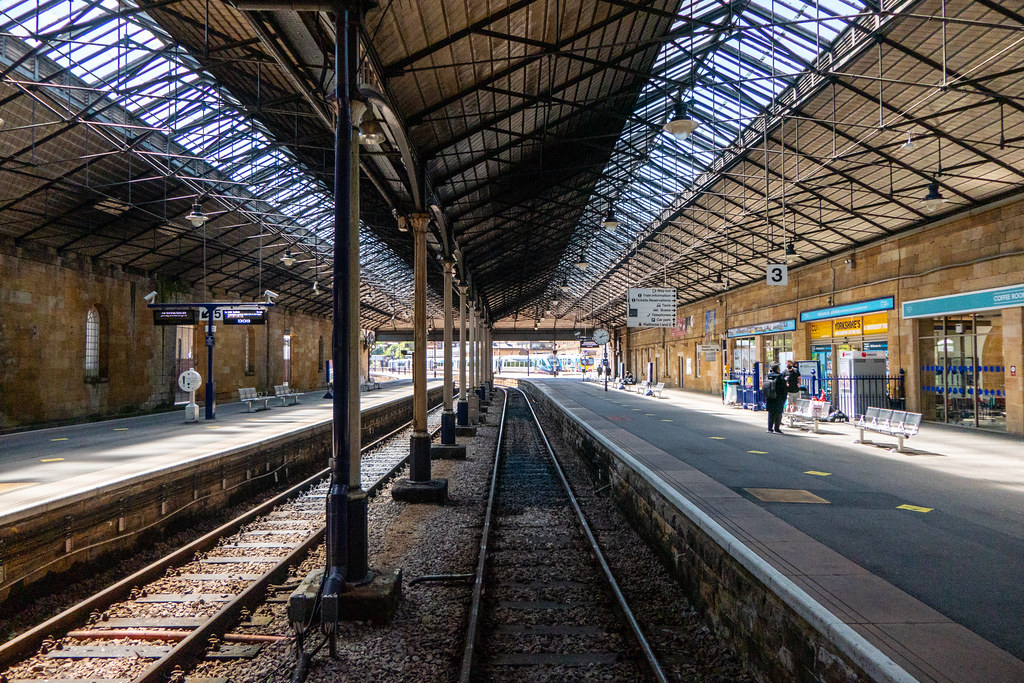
726 319 796 338
902 282 1024 318
800 296 894 322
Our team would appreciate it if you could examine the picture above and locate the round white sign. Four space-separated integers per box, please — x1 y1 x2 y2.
178 369 202 392
593 328 610 345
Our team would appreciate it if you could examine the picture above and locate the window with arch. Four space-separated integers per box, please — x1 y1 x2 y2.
85 305 108 380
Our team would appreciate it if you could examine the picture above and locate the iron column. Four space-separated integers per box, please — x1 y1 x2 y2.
457 284 468 426
441 260 456 444
409 212 431 479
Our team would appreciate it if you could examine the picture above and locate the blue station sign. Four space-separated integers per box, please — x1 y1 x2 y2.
902 283 1024 318
800 296 894 323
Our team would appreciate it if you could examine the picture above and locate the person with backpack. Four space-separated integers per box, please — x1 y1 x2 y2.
762 361 788 433
784 359 801 413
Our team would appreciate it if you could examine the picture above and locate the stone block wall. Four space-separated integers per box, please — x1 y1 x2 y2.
0 240 334 430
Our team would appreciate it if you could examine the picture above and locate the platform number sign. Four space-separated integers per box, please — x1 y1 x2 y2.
766 263 788 286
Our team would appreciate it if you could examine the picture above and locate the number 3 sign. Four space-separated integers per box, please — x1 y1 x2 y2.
766 263 788 286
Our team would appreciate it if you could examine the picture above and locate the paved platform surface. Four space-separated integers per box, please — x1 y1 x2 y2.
532 378 1024 683
0 381 439 521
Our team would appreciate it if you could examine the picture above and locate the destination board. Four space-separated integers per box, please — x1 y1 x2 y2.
222 308 267 325
153 308 198 325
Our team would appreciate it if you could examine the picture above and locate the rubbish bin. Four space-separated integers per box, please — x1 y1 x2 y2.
723 379 740 405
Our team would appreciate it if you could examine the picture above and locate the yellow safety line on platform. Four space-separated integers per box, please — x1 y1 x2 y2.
114 428 129 431
40 458 64 462
748 450 768 454
0 482 37 492
205 426 220 429
805 471 832 476
50 438 67 441
708 436 725 440
897 504 932 513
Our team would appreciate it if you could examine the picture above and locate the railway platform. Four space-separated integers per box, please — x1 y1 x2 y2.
524 378 1024 682
0 380 441 602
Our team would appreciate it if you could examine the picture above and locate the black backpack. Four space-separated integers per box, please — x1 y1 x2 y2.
761 375 778 400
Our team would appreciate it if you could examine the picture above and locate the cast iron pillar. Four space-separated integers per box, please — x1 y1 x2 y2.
441 260 456 443
456 284 470 429
393 214 447 503
323 2 354 620
468 305 479 424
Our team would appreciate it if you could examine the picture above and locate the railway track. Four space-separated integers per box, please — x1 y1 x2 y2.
459 387 667 682
0 406 442 683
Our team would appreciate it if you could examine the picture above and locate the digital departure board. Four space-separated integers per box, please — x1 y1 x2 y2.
153 308 198 325
221 308 267 325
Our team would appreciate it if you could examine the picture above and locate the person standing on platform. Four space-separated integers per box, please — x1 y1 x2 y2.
763 362 787 433
785 360 801 413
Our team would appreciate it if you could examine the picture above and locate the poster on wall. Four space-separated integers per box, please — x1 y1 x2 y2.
626 288 677 327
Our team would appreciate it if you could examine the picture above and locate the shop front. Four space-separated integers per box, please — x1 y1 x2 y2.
904 285 1018 432
800 297 894 385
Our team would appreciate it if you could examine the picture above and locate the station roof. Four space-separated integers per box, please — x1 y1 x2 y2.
2 0 1023 331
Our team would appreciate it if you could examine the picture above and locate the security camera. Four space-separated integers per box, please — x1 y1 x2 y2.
143 291 157 303
263 289 279 303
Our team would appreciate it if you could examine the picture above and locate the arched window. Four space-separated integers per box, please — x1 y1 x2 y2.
85 307 100 377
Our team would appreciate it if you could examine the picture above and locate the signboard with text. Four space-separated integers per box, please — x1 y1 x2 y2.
153 308 198 325
221 309 268 325
626 288 676 327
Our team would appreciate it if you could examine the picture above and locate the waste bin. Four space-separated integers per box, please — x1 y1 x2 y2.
723 379 740 405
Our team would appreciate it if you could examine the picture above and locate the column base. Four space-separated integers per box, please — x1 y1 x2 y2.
455 425 477 437
468 394 480 424
409 433 432 481
431 443 466 459
456 399 469 427
441 410 457 445
392 478 448 504
288 567 402 626
347 491 369 582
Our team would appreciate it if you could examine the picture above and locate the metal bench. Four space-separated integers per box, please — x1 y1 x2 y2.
273 384 301 406
238 387 270 412
785 398 830 433
855 406 922 452
644 382 665 398
359 380 382 392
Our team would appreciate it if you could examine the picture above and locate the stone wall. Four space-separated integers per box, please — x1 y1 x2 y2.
620 195 1024 433
0 241 333 430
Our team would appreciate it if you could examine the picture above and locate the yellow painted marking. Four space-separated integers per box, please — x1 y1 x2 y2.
631 409 640 412
113 428 129 431
0 482 37 493
205 426 221 430
747 450 768 454
40 458 65 463
644 413 655 416
661 419 672 422
804 471 832 476
708 436 725 440
50 438 68 442
745 488 830 504
897 504 932 513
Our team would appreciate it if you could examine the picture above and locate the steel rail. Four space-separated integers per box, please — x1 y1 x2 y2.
0 403 443 680
457 388 508 683
458 386 668 683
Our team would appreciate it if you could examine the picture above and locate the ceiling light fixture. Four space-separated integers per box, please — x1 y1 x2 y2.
186 199 207 227
663 100 699 141
312 280 320 294
784 243 797 263
602 207 618 232
559 279 570 294
281 250 296 267
576 250 589 272
358 116 386 145
922 179 946 213
900 133 915 152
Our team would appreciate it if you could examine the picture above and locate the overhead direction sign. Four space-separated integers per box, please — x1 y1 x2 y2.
626 287 676 328
222 308 268 325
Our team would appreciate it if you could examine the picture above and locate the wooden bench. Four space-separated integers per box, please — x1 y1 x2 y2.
273 384 301 406
854 406 922 452
238 387 270 412
785 398 830 433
